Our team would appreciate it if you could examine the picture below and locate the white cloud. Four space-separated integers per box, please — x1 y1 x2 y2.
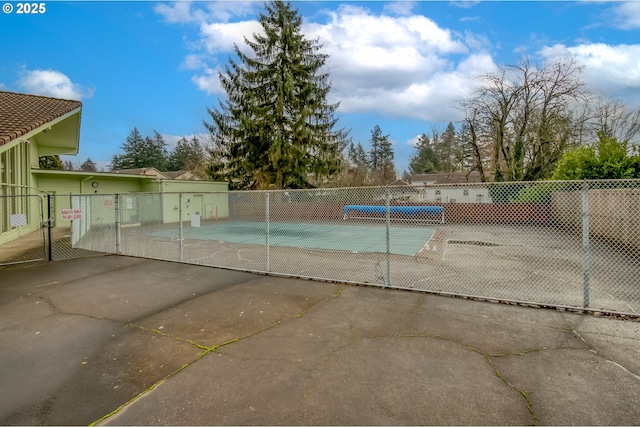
308 6 467 55
155 1 196 24
202 1 256 22
181 53 206 71
460 16 481 23
95 160 110 172
463 30 491 52
17 69 93 100
449 1 480 9
384 1 417 16
539 43 640 98
200 20 263 53
333 53 493 122
155 1 256 24
304 6 494 121
611 2 640 29
191 66 224 95
160 3 497 122
406 134 422 147
162 133 210 149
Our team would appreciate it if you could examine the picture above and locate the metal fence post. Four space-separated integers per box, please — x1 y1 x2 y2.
115 194 122 255
582 180 590 308
179 192 184 261
266 192 270 272
47 193 53 262
385 187 391 287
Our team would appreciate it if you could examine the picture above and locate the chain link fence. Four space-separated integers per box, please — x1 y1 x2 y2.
2 180 639 316
0 191 47 264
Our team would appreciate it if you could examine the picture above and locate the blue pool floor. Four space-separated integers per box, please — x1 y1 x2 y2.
153 221 435 256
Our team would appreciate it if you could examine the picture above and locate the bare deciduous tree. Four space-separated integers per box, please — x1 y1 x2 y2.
459 56 588 181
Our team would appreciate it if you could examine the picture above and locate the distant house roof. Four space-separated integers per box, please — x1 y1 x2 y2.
0 91 82 146
111 168 169 179
163 170 203 181
410 172 484 185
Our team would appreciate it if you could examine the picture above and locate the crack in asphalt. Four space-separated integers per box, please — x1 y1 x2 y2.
563 313 640 381
314 325 609 426
90 286 346 425
484 355 538 425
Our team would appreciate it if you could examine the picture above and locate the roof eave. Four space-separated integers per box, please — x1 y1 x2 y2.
6 106 82 154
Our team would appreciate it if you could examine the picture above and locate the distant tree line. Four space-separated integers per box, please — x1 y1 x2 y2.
343 124 397 186
39 128 210 178
406 121 474 177
110 128 209 178
38 155 98 172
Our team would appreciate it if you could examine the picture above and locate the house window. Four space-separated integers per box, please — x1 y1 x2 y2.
0 144 30 232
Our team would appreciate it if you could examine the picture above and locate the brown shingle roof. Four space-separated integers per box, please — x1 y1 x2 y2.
0 91 82 146
162 170 186 179
111 168 169 178
163 170 203 180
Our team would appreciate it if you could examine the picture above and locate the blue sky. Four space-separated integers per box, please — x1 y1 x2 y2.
2 1 640 173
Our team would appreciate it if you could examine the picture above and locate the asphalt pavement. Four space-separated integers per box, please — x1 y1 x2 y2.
0 255 639 425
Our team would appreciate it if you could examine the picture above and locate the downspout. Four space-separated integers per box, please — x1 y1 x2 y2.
149 178 163 192
153 178 163 223
80 175 94 194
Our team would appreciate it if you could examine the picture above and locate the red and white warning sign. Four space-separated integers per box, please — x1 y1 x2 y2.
61 209 82 221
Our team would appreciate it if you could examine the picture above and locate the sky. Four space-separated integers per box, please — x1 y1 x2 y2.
2 1 640 174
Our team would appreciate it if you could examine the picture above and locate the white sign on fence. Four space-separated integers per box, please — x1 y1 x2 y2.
191 213 201 228
61 209 82 221
10 214 27 227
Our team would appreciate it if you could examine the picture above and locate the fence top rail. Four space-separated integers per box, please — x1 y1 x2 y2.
55 178 640 198
0 184 52 195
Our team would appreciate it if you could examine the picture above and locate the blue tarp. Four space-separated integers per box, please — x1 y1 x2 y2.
343 205 444 217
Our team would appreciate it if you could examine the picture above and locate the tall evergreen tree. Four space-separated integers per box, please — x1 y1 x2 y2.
111 128 168 171
347 141 369 170
440 122 460 173
168 136 208 176
368 125 394 169
367 125 395 184
345 141 369 186
409 134 440 175
144 131 169 171
355 142 368 170
204 0 348 189
79 158 97 172
39 155 63 170
62 159 76 171
111 128 144 170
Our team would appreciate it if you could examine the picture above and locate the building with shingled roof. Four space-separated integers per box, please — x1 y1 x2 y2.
0 90 82 191
1 91 227 255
